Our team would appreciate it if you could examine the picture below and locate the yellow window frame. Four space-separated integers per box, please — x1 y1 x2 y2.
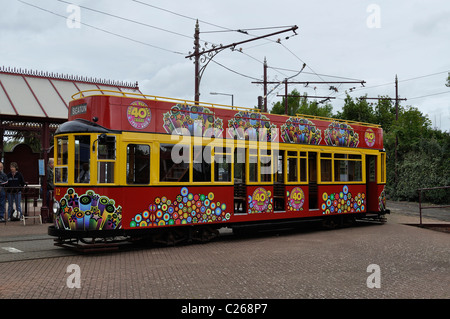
246 141 273 185
283 148 308 185
378 152 386 184
318 150 365 184
96 134 119 185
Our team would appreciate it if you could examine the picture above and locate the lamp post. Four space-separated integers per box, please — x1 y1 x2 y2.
210 92 234 106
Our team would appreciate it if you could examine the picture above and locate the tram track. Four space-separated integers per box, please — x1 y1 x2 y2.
0 235 76 263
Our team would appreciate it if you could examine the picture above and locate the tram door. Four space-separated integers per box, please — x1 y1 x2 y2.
366 155 377 212
308 152 318 209
234 147 246 213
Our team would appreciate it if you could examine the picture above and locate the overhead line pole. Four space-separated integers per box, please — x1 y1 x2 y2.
252 80 366 114
186 21 298 103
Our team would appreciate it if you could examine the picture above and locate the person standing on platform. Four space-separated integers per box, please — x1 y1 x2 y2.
6 162 25 221
0 162 8 222
46 158 54 206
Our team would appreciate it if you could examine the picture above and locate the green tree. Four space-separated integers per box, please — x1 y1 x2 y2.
336 94 375 124
270 89 333 117
393 105 432 155
374 96 396 132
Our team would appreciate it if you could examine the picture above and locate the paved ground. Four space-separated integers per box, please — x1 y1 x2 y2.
0 200 448 304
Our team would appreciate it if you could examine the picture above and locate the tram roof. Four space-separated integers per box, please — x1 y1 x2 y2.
67 91 384 150
0 66 141 121
71 89 382 129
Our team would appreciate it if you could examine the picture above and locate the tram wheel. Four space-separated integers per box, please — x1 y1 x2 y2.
322 216 341 230
191 226 219 243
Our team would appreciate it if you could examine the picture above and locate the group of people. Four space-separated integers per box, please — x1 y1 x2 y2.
0 162 26 222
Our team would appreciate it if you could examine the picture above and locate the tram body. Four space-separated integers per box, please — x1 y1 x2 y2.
49 91 389 244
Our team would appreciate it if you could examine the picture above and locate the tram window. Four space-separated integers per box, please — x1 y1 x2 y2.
320 153 332 182
300 157 307 182
74 135 90 183
55 136 68 183
287 156 298 182
97 136 116 184
260 150 272 183
127 144 150 184
55 167 68 183
249 148 258 182
214 147 231 182
275 150 285 183
348 160 362 181
160 143 189 182
98 162 114 183
98 136 116 160
193 145 211 182
287 151 297 182
234 148 245 183
56 137 68 165
334 153 362 182
334 159 349 182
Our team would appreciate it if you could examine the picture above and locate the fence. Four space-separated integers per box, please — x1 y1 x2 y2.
1 185 51 225
417 186 450 225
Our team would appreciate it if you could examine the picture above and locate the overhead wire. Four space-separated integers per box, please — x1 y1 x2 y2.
17 0 186 55
408 91 450 100
130 0 334 93
56 0 193 41
20 0 380 103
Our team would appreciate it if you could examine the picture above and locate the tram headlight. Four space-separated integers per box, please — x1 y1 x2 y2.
53 199 60 214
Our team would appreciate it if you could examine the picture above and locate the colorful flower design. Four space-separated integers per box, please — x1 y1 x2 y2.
287 187 305 211
228 111 277 141
163 104 223 137
378 187 387 211
55 189 122 231
248 187 273 214
364 128 376 147
131 187 231 227
324 121 359 147
321 186 365 214
281 117 321 145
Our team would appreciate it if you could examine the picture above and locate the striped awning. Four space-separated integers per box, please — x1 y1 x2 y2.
0 66 141 120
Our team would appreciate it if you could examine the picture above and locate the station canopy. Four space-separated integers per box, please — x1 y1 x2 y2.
0 65 141 124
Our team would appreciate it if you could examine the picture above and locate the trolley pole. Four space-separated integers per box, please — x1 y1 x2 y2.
187 23 298 103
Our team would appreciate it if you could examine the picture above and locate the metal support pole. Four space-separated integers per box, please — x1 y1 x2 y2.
284 79 288 115
194 20 200 103
418 189 422 226
40 122 49 222
395 75 399 186
263 57 267 112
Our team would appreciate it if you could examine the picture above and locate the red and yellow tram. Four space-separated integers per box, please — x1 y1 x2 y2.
48 90 389 247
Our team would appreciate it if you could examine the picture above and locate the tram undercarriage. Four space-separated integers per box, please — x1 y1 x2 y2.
48 210 388 252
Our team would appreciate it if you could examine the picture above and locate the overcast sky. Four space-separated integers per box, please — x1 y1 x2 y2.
2 0 449 131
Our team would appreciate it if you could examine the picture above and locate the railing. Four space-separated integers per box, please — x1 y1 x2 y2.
417 186 450 225
1 185 48 224
70 89 259 113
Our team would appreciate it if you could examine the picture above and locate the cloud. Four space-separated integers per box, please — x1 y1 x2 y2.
412 11 450 36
